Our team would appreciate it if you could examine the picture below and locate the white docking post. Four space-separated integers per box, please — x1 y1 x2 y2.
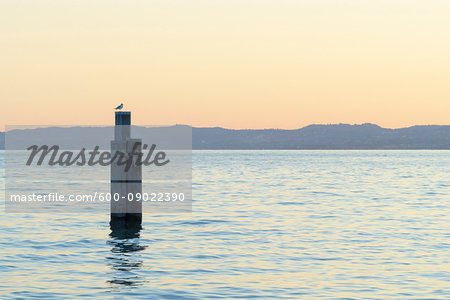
110 111 142 228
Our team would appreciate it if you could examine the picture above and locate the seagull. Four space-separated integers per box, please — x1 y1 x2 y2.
115 103 123 110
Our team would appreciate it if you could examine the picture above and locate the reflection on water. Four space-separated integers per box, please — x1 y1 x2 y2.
107 224 148 289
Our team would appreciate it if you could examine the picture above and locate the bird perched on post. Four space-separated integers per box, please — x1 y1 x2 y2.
115 103 123 110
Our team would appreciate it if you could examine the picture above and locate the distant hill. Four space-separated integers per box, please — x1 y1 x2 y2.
2 123 450 149
192 123 450 149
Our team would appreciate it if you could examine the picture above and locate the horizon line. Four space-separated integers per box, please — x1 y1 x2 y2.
3 122 450 132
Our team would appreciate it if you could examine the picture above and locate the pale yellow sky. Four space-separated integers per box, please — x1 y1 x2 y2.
1 0 450 129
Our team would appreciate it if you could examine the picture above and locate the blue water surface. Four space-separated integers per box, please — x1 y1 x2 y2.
1 150 449 299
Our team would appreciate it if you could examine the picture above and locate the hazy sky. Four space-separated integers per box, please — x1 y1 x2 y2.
1 0 450 129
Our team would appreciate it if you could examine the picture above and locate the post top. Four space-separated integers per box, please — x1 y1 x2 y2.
115 111 131 125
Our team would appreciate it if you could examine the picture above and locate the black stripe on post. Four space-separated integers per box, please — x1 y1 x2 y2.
111 180 142 183
115 111 131 125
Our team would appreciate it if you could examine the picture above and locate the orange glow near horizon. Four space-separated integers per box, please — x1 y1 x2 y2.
1 1 450 130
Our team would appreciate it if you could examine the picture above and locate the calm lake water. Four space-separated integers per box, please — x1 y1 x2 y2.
1 150 449 299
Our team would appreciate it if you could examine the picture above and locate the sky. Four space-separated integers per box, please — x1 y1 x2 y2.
1 0 450 129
